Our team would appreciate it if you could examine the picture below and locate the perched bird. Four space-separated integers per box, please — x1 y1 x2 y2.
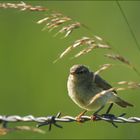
67 64 133 117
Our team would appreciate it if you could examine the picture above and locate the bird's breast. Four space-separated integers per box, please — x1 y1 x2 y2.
67 75 101 109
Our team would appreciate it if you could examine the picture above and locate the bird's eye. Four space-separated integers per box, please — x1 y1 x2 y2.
77 70 86 74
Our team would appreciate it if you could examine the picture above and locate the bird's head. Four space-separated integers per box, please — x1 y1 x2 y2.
69 64 92 81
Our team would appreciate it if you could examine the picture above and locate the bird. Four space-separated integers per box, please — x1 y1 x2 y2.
67 64 133 119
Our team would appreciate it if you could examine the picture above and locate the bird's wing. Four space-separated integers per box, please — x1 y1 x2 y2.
94 74 117 94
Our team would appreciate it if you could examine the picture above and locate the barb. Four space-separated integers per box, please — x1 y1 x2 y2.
0 113 140 133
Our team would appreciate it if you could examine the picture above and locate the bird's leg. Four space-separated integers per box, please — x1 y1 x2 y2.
94 106 105 115
101 103 115 119
76 110 87 122
106 103 114 114
91 106 105 120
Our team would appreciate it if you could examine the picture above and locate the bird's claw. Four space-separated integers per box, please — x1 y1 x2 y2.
91 113 99 121
76 110 87 123
76 116 85 123
101 113 116 119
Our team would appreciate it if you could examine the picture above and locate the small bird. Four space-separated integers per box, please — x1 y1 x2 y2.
67 64 133 117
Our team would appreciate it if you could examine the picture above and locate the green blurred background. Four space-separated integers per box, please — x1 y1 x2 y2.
0 1 140 139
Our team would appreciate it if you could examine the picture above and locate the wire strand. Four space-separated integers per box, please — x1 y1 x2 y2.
0 113 140 131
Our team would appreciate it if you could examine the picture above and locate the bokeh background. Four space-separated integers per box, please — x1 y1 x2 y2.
0 1 140 139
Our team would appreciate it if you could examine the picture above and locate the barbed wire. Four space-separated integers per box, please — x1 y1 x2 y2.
0 112 140 131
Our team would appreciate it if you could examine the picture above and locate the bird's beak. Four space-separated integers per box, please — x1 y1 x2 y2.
70 71 75 75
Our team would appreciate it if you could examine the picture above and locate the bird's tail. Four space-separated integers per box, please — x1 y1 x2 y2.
115 97 133 108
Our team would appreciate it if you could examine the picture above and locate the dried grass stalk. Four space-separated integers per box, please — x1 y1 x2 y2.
59 46 73 59
104 54 140 77
37 17 50 24
47 17 71 31
73 39 110 58
0 126 45 136
0 2 48 11
87 83 139 102
115 87 128 91
104 54 130 65
37 13 62 24
13 126 45 134
54 37 92 62
37 13 71 31
55 36 111 62
87 88 115 107
0 128 8 136
117 81 140 88
94 35 103 41
74 44 96 58
109 81 140 92
55 22 81 38
94 64 112 75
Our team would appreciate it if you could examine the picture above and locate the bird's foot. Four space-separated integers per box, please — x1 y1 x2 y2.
101 113 116 119
101 112 126 118
91 113 99 121
76 117 84 122
91 113 116 121
76 110 87 123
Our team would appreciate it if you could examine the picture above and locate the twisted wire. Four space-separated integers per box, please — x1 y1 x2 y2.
0 113 140 130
